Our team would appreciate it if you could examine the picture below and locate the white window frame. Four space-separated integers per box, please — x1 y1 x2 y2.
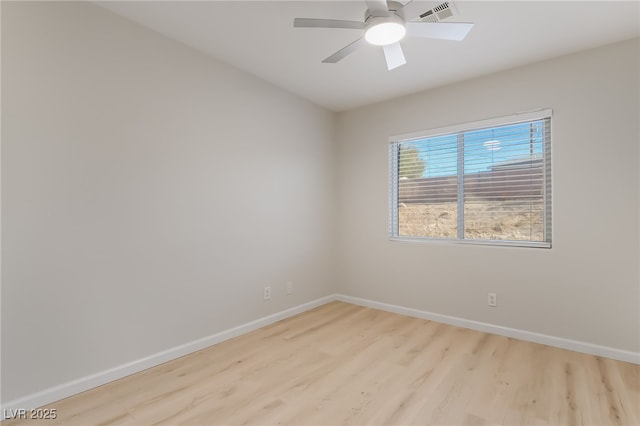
389 109 552 248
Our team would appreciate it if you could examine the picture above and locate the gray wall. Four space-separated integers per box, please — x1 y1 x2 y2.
336 38 640 353
1 1 336 402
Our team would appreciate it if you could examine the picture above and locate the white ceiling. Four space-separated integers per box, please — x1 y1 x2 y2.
97 1 640 112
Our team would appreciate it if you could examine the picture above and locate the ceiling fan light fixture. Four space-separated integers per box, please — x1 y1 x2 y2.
294 1 475 70
364 18 406 46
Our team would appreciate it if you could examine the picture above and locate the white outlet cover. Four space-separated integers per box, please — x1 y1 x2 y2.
488 293 497 306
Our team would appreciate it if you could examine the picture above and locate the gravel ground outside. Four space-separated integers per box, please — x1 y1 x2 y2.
398 200 544 241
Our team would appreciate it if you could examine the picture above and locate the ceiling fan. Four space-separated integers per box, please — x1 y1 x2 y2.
293 1 474 70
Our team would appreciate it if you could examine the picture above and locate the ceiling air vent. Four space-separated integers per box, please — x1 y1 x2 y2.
419 2 455 23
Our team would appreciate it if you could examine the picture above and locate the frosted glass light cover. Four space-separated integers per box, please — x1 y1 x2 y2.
365 22 406 46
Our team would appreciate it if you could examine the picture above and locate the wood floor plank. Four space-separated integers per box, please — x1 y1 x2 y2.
3 301 638 425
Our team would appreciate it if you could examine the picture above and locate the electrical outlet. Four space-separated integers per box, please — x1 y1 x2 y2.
488 293 497 307
286 281 293 295
264 286 271 301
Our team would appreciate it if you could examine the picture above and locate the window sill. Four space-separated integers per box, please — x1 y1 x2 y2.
389 237 551 249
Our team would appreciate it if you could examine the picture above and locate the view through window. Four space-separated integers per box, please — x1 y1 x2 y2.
389 111 552 247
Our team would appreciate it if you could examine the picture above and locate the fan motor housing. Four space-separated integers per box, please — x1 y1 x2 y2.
364 1 404 22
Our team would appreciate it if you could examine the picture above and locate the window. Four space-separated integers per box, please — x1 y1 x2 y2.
389 110 552 248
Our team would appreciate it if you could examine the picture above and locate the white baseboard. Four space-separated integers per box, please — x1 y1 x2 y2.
4 292 638 415
335 294 640 365
1 295 336 416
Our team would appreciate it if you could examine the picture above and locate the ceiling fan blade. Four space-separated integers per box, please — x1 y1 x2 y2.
322 38 367 63
293 18 364 30
382 42 406 70
400 0 440 21
366 0 389 16
294 18 365 30
406 21 474 41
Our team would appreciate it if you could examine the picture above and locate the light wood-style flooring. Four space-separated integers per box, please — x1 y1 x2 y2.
4 301 639 425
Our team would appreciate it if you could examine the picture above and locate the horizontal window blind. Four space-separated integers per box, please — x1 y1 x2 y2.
390 112 552 247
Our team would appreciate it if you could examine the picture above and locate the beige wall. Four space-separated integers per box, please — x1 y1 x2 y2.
336 38 640 353
1 1 336 402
